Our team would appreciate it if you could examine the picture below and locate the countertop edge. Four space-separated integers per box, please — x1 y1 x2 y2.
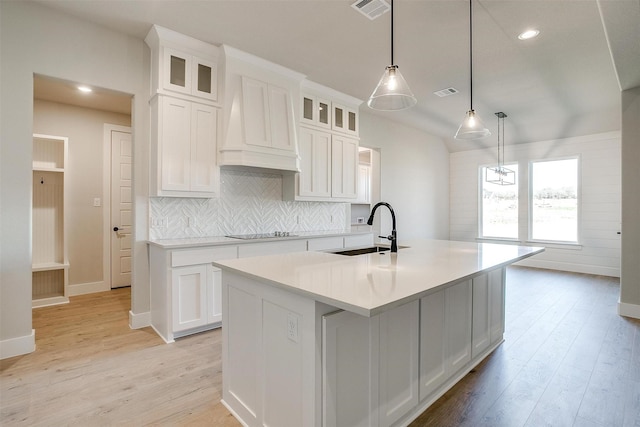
214 245 545 317
148 230 373 249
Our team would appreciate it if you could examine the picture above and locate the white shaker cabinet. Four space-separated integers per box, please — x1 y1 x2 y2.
285 128 358 201
171 263 222 332
322 300 420 427
146 25 220 103
151 96 219 197
297 127 332 198
331 134 358 199
146 25 221 198
163 47 218 102
419 280 472 400
149 244 237 343
332 103 359 136
472 268 506 358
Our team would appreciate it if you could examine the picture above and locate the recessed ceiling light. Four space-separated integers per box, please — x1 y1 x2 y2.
518 29 540 40
77 85 93 93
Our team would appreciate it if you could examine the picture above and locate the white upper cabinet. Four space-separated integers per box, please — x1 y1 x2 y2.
332 103 359 136
301 94 331 129
331 134 358 199
163 47 218 101
146 25 221 198
145 25 220 104
219 45 304 172
284 81 362 202
151 95 219 197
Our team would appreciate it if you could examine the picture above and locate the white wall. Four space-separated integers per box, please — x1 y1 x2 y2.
33 100 131 291
620 86 640 318
0 1 149 359
450 131 621 277
359 112 450 241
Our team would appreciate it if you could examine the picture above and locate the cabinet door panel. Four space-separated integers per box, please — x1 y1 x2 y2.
161 97 191 191
190 104 218 193
163 47 192 95
472 274 491 358
269 85 294 151
208 267 222 324
489 268 505 344
419 289 447 400
323 310 377 427
379 300 419 427
331 135 358 199
446 280 472 373
192 56 217 101
242 77 270 147
299 128 331 198
172 265 207 332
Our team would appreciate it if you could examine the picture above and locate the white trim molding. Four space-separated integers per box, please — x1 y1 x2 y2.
618 301 640 320
0 329 35 360
68 281 109 296
516 258 620 278
129 310 151 329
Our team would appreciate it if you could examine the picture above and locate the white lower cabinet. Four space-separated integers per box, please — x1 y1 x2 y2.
149 244 237 342
171 263 222 333
472 268 506 358
323 300 420 427
419 280 472 400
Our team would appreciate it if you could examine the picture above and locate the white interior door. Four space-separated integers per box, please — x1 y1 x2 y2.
111 129 132 288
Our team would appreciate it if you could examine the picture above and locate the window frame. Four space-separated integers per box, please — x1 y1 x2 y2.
478 161 520 241
527 155 581 245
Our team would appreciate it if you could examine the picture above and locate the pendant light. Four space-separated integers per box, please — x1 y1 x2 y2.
485 112 515 185
367 0 417 111
455 0 490 139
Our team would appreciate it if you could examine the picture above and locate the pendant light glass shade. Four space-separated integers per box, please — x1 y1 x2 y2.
455 109 491 139
455 0 490 140
367 0 416 111
367 65 417 111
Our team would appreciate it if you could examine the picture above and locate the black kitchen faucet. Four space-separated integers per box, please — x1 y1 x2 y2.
367 202 397 253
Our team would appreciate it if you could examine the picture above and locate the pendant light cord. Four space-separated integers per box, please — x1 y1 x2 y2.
391 0 394 65
469 0 473 110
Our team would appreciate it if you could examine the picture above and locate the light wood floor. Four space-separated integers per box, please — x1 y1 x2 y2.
1 267 638 426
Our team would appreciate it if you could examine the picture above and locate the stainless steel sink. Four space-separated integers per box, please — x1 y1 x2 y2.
332 246 408 256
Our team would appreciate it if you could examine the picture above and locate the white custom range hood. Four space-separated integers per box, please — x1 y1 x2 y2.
219 45 305 173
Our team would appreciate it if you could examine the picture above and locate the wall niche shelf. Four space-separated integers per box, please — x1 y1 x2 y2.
32 133 69 308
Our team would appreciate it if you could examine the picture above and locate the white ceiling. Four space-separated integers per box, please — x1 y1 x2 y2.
31 0 640 152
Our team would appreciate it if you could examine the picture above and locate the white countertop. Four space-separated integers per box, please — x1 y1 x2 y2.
148 229 371 249
213 239 544 317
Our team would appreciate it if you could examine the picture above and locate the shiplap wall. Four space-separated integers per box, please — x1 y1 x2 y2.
450 131 621 277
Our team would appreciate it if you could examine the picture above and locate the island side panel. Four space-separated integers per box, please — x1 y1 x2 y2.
221 270 326 427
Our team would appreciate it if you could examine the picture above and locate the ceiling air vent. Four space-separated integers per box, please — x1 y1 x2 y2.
434 87 459 97
351 0 390 20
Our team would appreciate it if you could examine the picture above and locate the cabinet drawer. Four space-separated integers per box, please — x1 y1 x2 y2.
344 234 374 248
238 240 307 258
307 237 344 251
171 246 238 267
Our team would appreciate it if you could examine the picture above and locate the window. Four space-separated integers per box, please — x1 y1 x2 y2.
530 158 579 242
480 163 519 239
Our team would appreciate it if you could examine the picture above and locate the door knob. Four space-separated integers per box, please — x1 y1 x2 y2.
113 226 119 232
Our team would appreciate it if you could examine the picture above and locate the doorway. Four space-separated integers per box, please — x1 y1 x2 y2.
33 74 133 298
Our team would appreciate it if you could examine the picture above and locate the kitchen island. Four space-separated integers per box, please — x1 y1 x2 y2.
214 239 543 427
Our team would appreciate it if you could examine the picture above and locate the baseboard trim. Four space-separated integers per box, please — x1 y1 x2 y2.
0 329 36 360
68 281 109 296
129 310 151 329
515 258 620 278
618 301 640 320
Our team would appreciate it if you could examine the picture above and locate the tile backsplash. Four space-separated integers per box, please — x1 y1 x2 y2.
149 169 349 239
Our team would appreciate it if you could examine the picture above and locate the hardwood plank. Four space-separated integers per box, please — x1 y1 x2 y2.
2 267 638 427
